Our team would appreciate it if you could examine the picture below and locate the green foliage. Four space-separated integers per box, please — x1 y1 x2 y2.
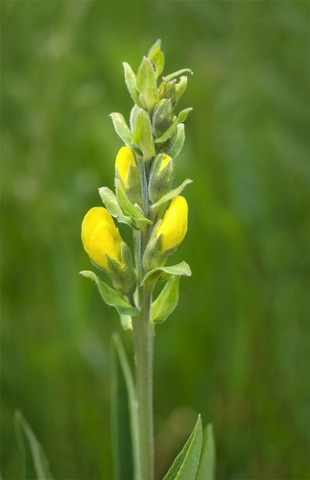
111 334 139 480
14 411 54 480
163 415 202 480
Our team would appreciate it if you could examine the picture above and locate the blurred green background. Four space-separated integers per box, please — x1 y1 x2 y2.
1 1 309 479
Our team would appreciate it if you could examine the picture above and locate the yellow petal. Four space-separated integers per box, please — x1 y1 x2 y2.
81 207 122 269
156 196 188 251
115 146 136 186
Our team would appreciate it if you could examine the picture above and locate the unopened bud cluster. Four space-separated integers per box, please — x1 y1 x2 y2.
81 40 192 322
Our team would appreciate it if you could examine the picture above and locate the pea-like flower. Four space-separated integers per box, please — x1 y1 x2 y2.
115 146 142 206
156 196 188 251
81 206 122 270
115 146 136 187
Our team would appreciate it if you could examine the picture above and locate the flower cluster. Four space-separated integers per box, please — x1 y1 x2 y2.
81 40 192 324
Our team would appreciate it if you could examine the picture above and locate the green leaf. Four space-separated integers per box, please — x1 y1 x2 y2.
151 179 193 209
163 415 203 480
80 270 139 316
178 107 193 123
136 56 159 111
123 62 142 106
148 39 165 78
110 112 132 146
175 76 188 103
141 261 191 286
162 68 193 83
116 181 152 224
111 334 140 480
154 117 178 144
151 276 180 324
196 424 216 480
99 187 134 227
132 108 155 161
14 411 54 480
168 124 185 159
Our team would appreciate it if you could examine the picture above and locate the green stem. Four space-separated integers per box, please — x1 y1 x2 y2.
132 155 155 479
132 286 154 480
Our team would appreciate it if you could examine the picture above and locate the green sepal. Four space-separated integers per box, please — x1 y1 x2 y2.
80 270 139 316
196 424 216 480
136 56 159 111
123 62 142 107
111 334 140 480
168 124 185 158
155 117 178 144
110 112 132 146
148 153 175 204
163 415 203 480
116 180 152 224
141 261 192 286
162 68 193 83
148 39 165 78
151 178 193 209
98 187 134 228
132 108 155 161
107 242 137 296
14 410 54 480
151 276 180 324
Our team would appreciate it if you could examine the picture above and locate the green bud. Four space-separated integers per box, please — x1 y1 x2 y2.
152 99 174 138
175 75 188 103
160 79 176 104
148 154 175 204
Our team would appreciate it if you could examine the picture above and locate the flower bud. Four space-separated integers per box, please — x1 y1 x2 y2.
143 196 188 272
148 154 175 204
81 206 122 270
82 206 137 295
155 196 188 251
115 146 142 206
152 99 174 138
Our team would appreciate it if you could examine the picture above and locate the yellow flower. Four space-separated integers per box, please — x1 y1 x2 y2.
155 196 188 251
115 146 136 187
81 207 122 270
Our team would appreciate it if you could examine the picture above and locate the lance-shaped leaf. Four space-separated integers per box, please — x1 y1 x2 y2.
136 56 159 111
132 108 155 161
196 424 216 480
111 334 140 480
99 187 134 228
154 117 178 144
151 276 179 324
178 107 193 123
14 411 54 480
110 112 132 146
168 124 185 159
151 179 193 209
116 181 152 224
80 270 139 316
123 62 142 106
141 261 191 286
163 415 203 480
148 39 165 78
162 68 193 83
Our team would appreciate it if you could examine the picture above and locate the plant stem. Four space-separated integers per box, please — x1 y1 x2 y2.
132 157 154 480
132 286 154 480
